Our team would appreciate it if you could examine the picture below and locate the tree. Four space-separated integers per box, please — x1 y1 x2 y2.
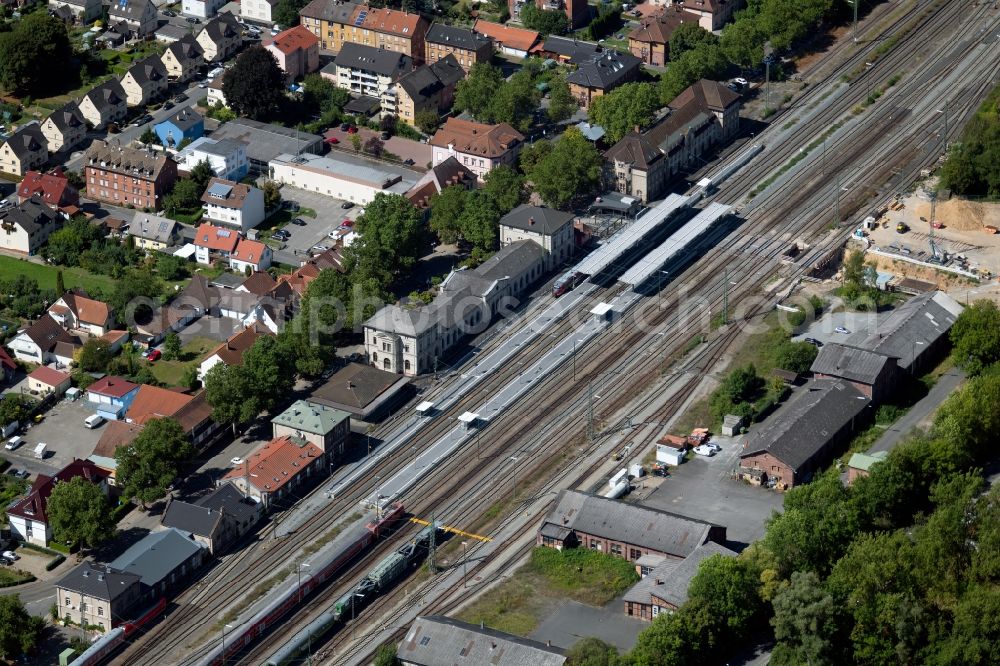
589 82 661 144
241 335 296 414
659 43 729 104
454 62 506 121
0 12 73 96
950 300 1000 376
348 193 425 287
272 0 308 27
350 133 362 152
262 180 282 210
46 476 116 549
520 2 569 36
628 603 715 665
687 554 765 638
139 127 157 145
933 372 1000 466
519 139 553 174
415 109 440 134
457 191 499 252
720 17 766 70
489 69 541 132
0 394 35 428
0 595 44 660
670 22 719 59
55 269 65 295
109 269 163 325
482 164 525 213
429 185 468 244
364 136 385 157
163 178 203 215
772 340 818 373
189 160 215 192
547 73 577 123
180 365 200 390
373 643 399 666
222 46 286 120
770 571 846 666
524 127 603 209
205 363 257 429
114 417 192 507
76 338 112 372
565 637 618 666
163 331 182 361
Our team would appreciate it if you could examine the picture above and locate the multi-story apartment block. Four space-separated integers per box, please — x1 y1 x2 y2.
299 2 428 63
424 23 491 73
264 24 320 79
390 55 463 126
428 117 524 181
510 0 590 29
332 42 411 100
84 141 179 210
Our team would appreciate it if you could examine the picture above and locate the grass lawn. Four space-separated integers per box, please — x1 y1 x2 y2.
456 547 639 636
0 567 35 587
149 336 219 386
0 256 117 295
166 208 204 225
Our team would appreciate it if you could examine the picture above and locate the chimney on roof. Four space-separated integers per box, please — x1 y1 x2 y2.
528 217 535 225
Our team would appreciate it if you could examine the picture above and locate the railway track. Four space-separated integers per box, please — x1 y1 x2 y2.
113 2 1000 662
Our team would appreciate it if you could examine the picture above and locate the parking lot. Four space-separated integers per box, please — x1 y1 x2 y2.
639 435 784 547
3 397 105 478
792 307 881 347
268 186 359 256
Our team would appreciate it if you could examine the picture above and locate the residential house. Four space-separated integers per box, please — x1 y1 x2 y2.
161 35 206 83
41 102 87 153
264 25 320 79
472 20 540 58
206 76 228 108
8 315 78 364
27 365 72 397
84 141 179 210
364 240 547 375
108 527 207 597
498 205 575 271
154 108 205 148
56 563 141 634
0 198 60 255
397 616 566 666
126 386 220 447
86 376 140 420
537 489 727 560
201 178 265 232
847 450 888 485
48 0 102 23
50 4 76 23
89 420 143 483
540 35 600 65
845 291 963 374
662 0 738 32
160 482 262 555
429 118 524 181
0 123 47 177
623 541 737 620
182 0 225 20
17 168 80 210
237 270 278 296
424 23 491 73
47 291 114 336
120 55 169 107
208 118 323 174
216 287 286 334
300 0 361 52
156 23 191 44
404 156 475 209
510 0 590 29
566 49 641 109
301 3 428 62
193 222 240 265
99 329 130 354
0 347 16 386
230 237 272 273
605 79 741 202
628 6 701 66
739 379 872 490
97 20 131 47
176 137 249 182
222 435 326 508
332 42 412 100
240 0 277 25
127 212 180 250
197 324 271 380
271 399 351 459
8 459 108 547
196 13 243 62
308 362 411 422
78 80 128 129
390 55 464 127
108 0 158 36
809 343 898 403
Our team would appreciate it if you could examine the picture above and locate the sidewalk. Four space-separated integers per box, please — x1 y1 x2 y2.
869 367 965 453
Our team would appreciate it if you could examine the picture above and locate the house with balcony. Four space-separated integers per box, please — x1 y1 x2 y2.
390 55 463 126
41 102 86 153
193 222 240 265
108 0 158 36
230 238 272 273
197 324 271 380
176 136 249 182
47 291 114 337
0 198 60 256
201 178 265 233
332 42 412 101
128 212 181 250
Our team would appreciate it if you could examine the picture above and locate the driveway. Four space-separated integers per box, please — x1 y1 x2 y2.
265 185 358 257
638 434 784 547
792 308 882 346
1 397 105 477
530 597 647 652
869 367 965 453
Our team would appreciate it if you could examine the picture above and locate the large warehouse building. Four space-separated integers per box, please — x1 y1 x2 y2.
268 152 420 205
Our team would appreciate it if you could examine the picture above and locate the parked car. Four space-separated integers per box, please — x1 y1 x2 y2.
162 9 176 16
174 93 188 103
380 131 390 140
734 77 748 87
347 126 358 134
146 349 162 361
340 201 354 209
84 414 105 429
285 201 300 212
804 337 823 347
186 17 200 23
835 326 851 334
290 218 306 226
693 445 716 457
163 100 174 110
2 550 18 561
325 136 340 145
0 556 13 566
230 457 244 466
311 244 330 253
198 80 209 89
403 158 415 166
14 469 29 479
339 122 350 131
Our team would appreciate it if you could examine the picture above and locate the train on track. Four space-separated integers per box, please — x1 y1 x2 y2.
70 598 167 666
191 502 406 666
264 521 440 666
552 270 586 297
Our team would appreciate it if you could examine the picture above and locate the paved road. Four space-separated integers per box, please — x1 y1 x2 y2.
869 367 965 453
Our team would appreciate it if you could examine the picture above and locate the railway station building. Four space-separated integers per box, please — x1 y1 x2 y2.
499 204 576 271
56 563 142 634
537 490 727 562
271 399 351 460
222 435 326 508
623 541 737 620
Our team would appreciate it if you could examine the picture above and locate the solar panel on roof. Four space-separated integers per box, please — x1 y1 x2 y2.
355 10 367 25
207 183 233 198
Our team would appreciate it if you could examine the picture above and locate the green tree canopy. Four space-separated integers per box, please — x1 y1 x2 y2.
547 73 578 123
523 127 603 209
520 3 569 36
0 394 35 427
454 62 506 121
163 178 204 215
771 340 818 373
109 269 163 325
114 417 192 507
659 43 729 104
46 476 116 549
670 22 719 59
687 554 765 638
719 15 766 69
76 338 112 373
482 164 525 214
589 82 661 144
163 331 182 361
0 595 44 660
770 571 846 666
429 185 468 244
189 160 215 192
457 190 500 253
950 300 1000 375
222 46 286 120
348 193 425 288
272 0 309 27
565 637 619 666
0 12 73 96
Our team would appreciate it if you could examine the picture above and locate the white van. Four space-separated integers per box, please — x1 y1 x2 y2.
4 436 23 451
84 414 105 429
33 442 46 459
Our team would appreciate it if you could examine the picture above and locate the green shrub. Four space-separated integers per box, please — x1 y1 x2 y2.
46 555 66 572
